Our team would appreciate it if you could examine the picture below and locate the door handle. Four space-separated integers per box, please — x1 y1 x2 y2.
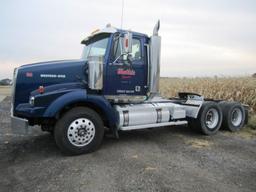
109 63 124 66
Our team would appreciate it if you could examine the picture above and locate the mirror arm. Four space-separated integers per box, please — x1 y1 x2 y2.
113 53 125 64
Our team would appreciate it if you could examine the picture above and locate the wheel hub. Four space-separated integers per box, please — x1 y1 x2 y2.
67 118 95 147
78 127 87 136
231 108 243 126
205 108 219 129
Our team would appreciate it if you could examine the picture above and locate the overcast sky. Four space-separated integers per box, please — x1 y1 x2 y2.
1 0 256 78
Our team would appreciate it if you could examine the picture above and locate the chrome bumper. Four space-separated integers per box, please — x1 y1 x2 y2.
11 115 29 134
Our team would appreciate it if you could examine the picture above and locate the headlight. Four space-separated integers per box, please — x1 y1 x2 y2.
29 96 35 105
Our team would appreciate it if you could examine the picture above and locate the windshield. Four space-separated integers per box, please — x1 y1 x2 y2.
81 34 110 60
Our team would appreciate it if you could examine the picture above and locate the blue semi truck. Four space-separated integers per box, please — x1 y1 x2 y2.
11 21 248 155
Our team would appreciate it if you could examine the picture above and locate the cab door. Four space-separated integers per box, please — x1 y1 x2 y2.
104 33 148 98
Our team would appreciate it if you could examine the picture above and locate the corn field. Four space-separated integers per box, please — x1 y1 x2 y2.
160 77 256 112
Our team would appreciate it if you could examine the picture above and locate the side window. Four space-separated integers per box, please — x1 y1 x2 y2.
131 39 141 60
113 37 142 61
112 36 122 61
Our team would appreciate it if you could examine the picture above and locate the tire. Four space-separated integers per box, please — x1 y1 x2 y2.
244 108 249 125
219 101 245 132
54 107 104 155
189 101 223 135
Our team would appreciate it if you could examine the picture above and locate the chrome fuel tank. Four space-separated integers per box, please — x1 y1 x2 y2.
114 102 186 128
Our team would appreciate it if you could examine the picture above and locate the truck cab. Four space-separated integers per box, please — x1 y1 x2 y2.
80 27 151 102
11 21 247 155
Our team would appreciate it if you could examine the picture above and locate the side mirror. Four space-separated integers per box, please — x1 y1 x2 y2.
122 32 132 54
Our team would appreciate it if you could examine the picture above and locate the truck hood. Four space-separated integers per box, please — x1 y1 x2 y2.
19 59 86 70
14 59 87 111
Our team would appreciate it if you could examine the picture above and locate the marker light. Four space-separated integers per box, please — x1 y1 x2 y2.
125 38 128 48
106 23 111 28
91 29 100 35
38 86 45 94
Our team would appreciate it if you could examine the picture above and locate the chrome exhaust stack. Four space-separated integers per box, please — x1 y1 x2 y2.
148 20 161 99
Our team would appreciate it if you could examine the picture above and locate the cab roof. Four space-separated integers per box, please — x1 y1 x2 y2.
81 25 148 44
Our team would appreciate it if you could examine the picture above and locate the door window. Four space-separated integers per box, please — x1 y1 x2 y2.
112 36 142 61
131 39 141 60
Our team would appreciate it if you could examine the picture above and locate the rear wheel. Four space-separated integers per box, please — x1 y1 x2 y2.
54 107 104 155
219 101 245 132
189 101 223 135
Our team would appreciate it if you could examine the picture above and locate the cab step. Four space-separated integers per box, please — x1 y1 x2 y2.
119 120 187 131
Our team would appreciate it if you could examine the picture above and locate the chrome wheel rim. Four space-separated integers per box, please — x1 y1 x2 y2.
231 108 243 126
206 108 219 129
67 118 95 147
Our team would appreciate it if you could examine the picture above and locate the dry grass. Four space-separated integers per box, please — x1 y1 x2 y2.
247 114 256 130
160 76 256 112
1 77 256 111
222 121 256 139
1 77 255 110
186 139 213 149
0 86 11 96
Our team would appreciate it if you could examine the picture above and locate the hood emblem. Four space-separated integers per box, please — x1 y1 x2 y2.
26 72 33 77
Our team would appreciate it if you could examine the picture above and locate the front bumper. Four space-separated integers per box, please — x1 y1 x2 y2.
15 103 46 118
11 115 29 134
11 103 46 134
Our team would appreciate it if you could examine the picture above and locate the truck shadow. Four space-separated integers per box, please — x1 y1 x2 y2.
102 125 201 148
1 125 203 161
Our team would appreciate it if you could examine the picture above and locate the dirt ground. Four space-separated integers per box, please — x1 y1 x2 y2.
0 97 256 192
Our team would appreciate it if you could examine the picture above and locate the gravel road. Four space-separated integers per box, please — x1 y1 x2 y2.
0 97 256 192
0 95 6 103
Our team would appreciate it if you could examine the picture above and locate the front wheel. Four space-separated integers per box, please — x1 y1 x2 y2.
189 101 223 135
54 107 104 155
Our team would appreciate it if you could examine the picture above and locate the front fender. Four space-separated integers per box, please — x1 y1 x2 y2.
86 94 118 127
43 90 118 127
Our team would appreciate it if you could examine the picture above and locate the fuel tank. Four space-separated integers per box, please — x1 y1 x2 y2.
115 102 186 128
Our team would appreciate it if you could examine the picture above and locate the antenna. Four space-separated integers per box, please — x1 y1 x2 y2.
121 0 124 29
